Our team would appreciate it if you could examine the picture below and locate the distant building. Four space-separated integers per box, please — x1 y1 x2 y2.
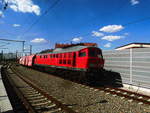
115 43 150 50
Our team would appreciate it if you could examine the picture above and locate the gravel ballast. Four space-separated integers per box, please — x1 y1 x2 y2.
13 65 150 113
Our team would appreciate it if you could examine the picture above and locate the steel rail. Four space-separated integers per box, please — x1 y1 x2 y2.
98 87 150 105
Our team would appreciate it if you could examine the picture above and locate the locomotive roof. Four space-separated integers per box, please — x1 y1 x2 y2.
37 45 99 55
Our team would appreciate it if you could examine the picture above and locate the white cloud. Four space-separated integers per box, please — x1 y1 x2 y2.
101 35 123 41
92 31 104 37
13 24 21 27
6 0 40 15
31 38 47 43
99 25 124 33
72 37 82 42
0 11 4 17
131 0 139 5
104 43 111 48
124 32 129 36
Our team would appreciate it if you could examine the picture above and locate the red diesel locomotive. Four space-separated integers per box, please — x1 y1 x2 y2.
19 43 104 81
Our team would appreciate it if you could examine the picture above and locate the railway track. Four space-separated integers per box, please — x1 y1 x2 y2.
5 63 150 112
98 87 150 105
11 63 150 106
3 64 77 113
75 82 150 105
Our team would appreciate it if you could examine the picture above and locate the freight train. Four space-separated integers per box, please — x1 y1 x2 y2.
19 43 105 82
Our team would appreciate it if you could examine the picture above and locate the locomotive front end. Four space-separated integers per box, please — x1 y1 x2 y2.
87 47 104 71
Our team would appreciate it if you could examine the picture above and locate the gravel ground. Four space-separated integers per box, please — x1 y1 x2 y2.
13 65 150 113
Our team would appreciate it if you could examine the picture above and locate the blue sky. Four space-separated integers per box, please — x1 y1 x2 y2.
0 0 150 53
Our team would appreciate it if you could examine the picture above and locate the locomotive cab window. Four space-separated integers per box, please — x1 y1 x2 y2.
89 48 102 57
79 51 86 57
59 60 62 64
68 60 71 64
56 54 58 58
64 54 66 58
63 60 66 64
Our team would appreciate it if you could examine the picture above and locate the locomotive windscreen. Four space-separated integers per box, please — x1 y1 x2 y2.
89 48 103 58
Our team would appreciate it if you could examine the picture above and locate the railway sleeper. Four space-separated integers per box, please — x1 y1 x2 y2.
24 91 39 95
29 98 47 103
30 100 50 105
22 88 37 92
31 100 52 107
35 103 56 110
22 88 38 92
20 88 34 91
34 104 61 113
25 93 41 97
27 95 44 100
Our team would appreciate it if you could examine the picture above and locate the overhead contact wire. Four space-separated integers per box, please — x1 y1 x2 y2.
22 0 61 36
